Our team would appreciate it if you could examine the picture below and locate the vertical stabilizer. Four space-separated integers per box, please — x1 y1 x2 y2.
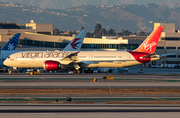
63 30 87 51
1 33 21 51
134 26 164 54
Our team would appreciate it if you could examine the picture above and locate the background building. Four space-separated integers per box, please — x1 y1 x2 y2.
0 22 53 50
1 22 180 67
153 23 180 67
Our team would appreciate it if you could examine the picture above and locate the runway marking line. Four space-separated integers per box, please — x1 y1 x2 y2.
23 98 36 101
152 97 166 101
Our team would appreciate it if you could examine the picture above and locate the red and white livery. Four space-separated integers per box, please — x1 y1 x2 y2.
4 26 168 73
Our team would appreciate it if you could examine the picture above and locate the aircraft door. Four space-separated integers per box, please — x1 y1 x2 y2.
89 54 93 60
14 55 19 61
126 54 132 60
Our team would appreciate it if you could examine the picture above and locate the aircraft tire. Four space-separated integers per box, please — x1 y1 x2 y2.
73 70 81 74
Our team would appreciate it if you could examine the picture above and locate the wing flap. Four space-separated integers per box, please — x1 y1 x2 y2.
60 52 80 65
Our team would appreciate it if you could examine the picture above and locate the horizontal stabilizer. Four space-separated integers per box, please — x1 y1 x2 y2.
160 53 175 58
147 53 176 59
140 53 155 58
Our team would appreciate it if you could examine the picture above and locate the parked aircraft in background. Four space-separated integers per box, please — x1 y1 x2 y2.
62 30 87 51
0 33 21 68
4 26 169 73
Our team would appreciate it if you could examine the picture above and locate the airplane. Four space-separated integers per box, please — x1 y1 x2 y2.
0 30 87 69
3 30 87 72
4 26 167 73
0 33 21 68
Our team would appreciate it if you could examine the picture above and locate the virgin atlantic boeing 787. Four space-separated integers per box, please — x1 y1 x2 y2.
4 26 170 73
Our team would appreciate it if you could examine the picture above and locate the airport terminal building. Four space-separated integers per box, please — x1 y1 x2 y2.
0 22 180 67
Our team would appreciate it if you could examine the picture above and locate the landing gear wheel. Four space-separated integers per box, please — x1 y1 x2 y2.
77 70 80 74
73 70 81 74
73 70 77 73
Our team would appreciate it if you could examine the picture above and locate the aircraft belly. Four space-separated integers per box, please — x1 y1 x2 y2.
124 61 141 67
86 61 141 68
17 59 44 68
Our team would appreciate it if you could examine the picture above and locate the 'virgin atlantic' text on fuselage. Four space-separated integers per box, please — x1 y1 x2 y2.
21 52 74 58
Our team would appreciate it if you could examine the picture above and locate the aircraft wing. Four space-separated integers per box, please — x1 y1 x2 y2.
60 51 80 65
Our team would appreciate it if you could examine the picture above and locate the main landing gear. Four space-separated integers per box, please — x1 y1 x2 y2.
73 69 82 74
72 69 93 73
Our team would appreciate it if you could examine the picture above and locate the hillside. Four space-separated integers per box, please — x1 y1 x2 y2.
1 0 180 9
1 2 180 32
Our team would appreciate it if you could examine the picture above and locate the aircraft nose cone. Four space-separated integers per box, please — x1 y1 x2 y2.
3 59 9 66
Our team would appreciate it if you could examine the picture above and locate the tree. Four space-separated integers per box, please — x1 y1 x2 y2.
86 32 91 37
68 31 73 36
139 31 145 36
86 32 94 38
80 26 84 31
122 29 124 35
53 28 59 35
123 30 132 36
59 31 64 36
98 28 107 37
107 28 115 36
94 23 102 37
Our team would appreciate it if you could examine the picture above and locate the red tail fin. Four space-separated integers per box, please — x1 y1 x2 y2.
134 26 164 54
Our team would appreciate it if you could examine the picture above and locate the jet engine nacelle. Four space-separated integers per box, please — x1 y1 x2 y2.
43 60 62 71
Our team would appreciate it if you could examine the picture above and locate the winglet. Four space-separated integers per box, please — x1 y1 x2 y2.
1 33 21 51
63 30 87 51
134 26 164 54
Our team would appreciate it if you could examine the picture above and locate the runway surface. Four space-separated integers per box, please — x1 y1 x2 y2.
1 104 180 112
1 97 180 102
0 69 180 117
0 81 180 88
1 73 180 80
1 112 180 118
0 72 180 88
1 95 180 98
